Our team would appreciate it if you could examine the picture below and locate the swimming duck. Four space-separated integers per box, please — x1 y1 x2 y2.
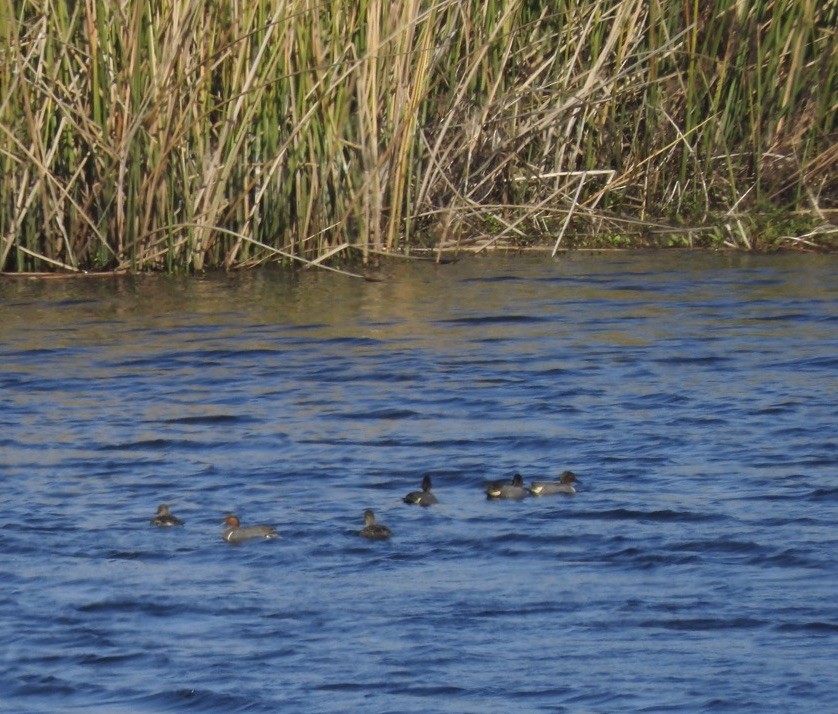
359 509 392 540
403 474 438 506
221 514 278 543
529 470 580 496
150 504 184 527
486 473 528 500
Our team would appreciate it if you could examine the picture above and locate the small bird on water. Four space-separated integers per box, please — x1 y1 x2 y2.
221 514 278 543
485 473 528 500
403 474 438 506
529 470 580 496
359 509 392 540
150 504 184 527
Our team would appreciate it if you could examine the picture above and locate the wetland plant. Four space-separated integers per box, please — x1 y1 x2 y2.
1 0 834 273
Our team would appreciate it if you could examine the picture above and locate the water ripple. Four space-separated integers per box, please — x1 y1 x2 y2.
1 253 835 713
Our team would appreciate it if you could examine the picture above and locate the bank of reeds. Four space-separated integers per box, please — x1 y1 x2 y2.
1 0 835 272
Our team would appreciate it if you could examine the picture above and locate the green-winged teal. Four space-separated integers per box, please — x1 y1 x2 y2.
529 470 580 496
359 509 391 540
150 504 184 527
403 474 438 506
486 473 528 500
221 514 278 543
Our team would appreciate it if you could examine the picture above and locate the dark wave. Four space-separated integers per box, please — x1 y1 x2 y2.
76 652 143 666
607 282 665 292
650 617 767 631
461 274 524 283
604 547 701 567
651 354 731 365
436 314 549 326
316 336 383 347
773 621 838 634
747 312 813 322
76 600 182 616
108 550 160 560
673 539 762 554
325 408 422 420
13 674 77 697
162 414 254 425
747 549 822 568
773 355 838 370
573 508 720 523
96 438 199 451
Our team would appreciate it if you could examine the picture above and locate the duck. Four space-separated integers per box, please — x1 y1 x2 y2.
485 473 528 500
359 509 392 540
150 504 184 527
403 474 438 506
221 514 278 543
529 470 580 496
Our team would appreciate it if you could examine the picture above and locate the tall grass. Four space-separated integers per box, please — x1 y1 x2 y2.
1 0 835 272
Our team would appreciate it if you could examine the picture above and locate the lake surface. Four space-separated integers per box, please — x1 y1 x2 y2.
1 251 836 712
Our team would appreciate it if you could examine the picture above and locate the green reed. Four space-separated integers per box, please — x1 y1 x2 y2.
0 0 834 272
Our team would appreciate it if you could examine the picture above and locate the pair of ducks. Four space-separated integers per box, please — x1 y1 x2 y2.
150 471 577 543
348 475 439 540
150 505 278 543
485 471 579 499
150 504 389 543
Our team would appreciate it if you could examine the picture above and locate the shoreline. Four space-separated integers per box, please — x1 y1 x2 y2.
2 240 835 280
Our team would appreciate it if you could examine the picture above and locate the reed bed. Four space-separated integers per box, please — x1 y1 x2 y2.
1 0 835 272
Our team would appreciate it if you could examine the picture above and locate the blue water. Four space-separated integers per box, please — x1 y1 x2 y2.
1 252 836 712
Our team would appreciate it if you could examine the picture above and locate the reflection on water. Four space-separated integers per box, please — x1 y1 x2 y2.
1 252 836 712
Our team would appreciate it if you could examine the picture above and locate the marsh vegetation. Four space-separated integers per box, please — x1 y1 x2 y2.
1 0 835 272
